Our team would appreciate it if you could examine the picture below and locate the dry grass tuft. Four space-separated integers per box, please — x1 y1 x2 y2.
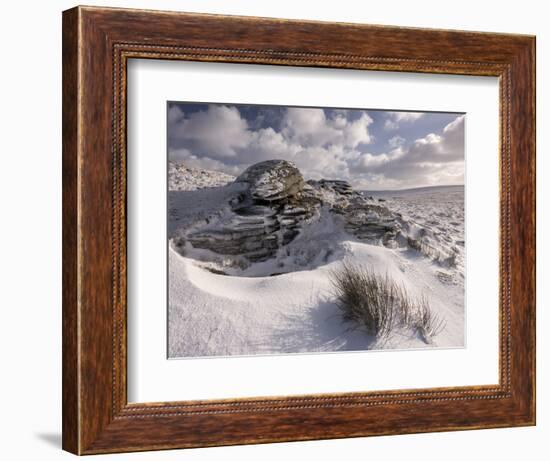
330 263 397 338
414 295 446 343
330 263 445 342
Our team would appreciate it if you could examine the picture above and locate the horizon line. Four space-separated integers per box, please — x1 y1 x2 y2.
360 184 464 192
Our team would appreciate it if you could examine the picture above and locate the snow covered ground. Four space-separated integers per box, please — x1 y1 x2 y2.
167 163 465 358
365 186 465 277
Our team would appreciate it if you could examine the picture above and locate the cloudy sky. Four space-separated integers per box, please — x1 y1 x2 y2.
167 102 464 190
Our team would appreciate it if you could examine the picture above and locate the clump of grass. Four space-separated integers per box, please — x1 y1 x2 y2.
330 263 445 343
330 263 397 338
414 295 446 343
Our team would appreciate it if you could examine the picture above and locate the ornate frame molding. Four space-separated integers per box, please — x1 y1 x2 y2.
63 6 535 454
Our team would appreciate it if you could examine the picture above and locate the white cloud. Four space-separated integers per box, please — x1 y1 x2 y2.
393 112 424 122
388 135 405 148
343 113 373 148
406 115 464 163
293 145 351 180
384 111 425 131
167 105 184 124
281 108 372 149
169 105 250 158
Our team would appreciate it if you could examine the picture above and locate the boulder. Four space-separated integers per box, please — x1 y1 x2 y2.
235 160 305 202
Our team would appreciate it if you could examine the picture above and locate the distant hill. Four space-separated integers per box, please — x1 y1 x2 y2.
169 161 235 191
362 184 464 197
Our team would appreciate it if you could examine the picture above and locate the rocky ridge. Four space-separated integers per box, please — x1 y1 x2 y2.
173 160 413 266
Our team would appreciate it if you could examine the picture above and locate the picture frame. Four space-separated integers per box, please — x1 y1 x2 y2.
62 5 535 455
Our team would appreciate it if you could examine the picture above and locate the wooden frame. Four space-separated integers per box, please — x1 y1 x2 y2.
62 5 536 455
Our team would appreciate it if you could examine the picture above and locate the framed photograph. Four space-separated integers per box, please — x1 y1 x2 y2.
62 6 535 455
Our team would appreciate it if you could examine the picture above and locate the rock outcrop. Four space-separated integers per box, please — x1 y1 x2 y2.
182 159 405 263
186 160 321 262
